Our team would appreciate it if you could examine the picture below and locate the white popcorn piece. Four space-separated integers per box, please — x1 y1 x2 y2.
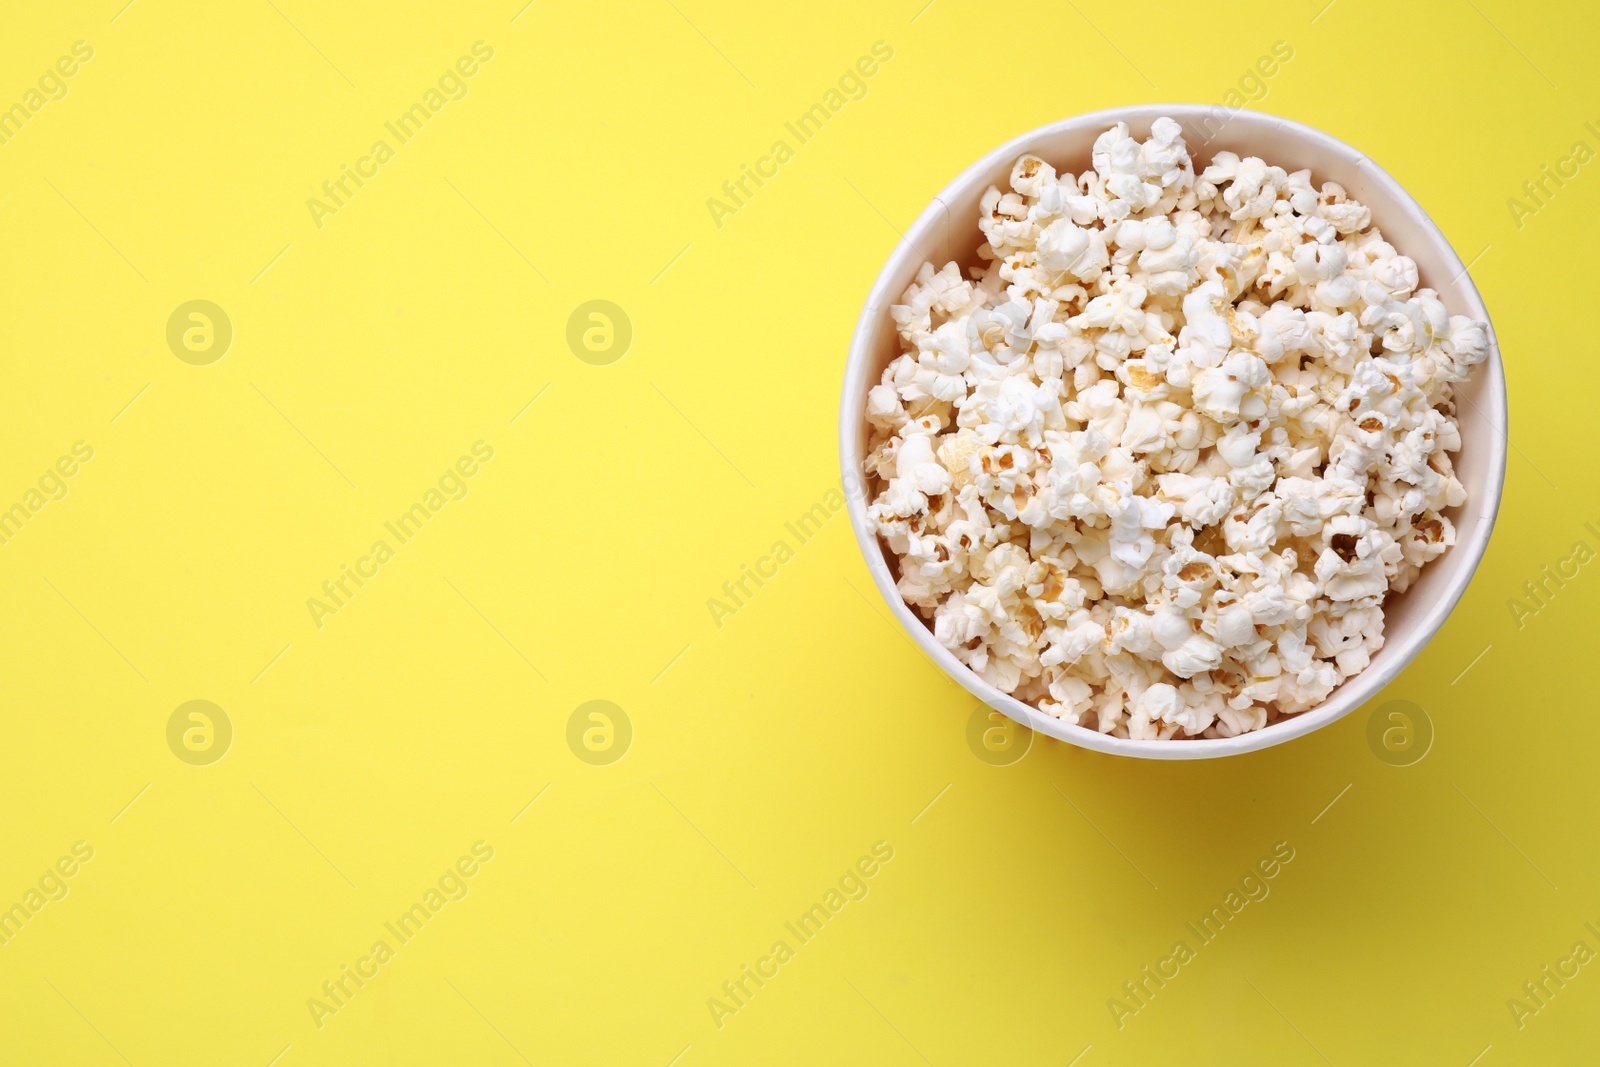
864 118 1489 740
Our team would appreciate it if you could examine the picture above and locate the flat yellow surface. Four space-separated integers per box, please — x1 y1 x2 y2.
0 1 1595 1063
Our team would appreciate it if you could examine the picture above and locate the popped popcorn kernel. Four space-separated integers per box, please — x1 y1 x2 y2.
867 118 1490 740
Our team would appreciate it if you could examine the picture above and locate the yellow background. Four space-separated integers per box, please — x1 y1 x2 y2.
0 0 1595 1063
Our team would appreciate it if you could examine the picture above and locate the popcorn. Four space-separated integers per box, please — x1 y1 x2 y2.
866 118 1489 739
